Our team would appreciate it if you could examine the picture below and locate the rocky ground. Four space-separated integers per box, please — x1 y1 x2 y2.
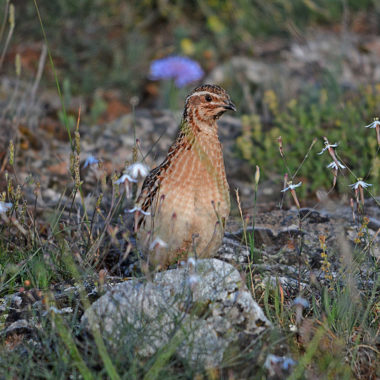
1 196 378 377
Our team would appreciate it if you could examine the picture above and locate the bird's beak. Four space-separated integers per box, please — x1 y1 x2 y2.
222 100 236 112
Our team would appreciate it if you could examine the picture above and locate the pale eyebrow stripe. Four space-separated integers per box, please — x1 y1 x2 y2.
185 91 224 101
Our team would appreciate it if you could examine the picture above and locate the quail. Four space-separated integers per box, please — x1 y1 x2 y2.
135 84 236 268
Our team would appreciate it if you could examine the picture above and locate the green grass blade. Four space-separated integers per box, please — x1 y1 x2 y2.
33 0 73 149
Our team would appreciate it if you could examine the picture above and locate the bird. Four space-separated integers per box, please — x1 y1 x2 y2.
135 84 236 269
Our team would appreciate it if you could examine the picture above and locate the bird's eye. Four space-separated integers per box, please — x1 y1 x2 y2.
205 94 212 102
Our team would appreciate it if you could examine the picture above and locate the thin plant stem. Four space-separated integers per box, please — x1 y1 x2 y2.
0 0 10 43
0 3 14 70
33 0 73 148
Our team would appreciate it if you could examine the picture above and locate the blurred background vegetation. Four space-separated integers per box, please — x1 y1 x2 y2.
2 0 380 196
14 0 380 94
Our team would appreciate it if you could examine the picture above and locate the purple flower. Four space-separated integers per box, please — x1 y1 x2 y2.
150 56 204 88
264 354 296 376
0 201 12 214
293 297 309 308
83 155 99 168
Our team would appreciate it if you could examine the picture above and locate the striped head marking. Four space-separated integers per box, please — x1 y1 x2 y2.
183 84 236 124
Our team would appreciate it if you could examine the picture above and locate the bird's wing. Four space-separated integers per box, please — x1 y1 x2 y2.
135 121 192 230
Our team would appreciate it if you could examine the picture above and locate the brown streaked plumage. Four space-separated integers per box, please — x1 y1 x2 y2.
135 84 236 268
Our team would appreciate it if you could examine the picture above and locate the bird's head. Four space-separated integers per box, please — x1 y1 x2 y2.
183 84 236 125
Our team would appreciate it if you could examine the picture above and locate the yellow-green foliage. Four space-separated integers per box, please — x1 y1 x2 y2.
237 86 380 196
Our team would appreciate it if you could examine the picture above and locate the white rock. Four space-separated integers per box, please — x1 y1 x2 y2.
82 259 271 367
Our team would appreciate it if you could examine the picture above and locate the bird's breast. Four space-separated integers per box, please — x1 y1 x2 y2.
158 140 230 219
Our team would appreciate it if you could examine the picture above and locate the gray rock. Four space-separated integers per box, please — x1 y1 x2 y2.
299 208 330 223
1 319 33 337
217 236 250 264
81 259 271 368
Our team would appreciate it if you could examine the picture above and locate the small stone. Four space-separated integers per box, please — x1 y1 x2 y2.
299 208 330 223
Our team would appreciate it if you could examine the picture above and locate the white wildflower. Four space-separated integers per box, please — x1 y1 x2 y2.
326 161 345 170
364 120 380 129
127 207 150 216
127 162 149 179
187 257 196 267
149 237 168 250
281 181 302 192
349 180 372 190
116 162 149 184
317 142 338 155
0 201 12 214
115 173 137 184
